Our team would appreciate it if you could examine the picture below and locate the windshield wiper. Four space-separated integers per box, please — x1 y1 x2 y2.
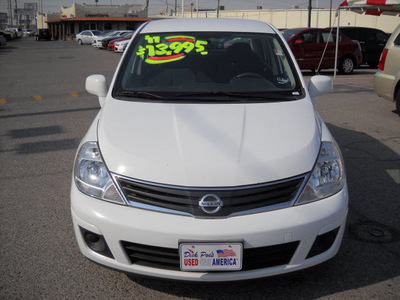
169 91 293 101
115 91 165 100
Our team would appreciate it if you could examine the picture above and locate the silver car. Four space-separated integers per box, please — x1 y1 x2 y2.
374 24 400 115
76 30 103 45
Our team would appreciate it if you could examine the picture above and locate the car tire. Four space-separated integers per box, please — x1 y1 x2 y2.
396 89 400 116
339 56 355 74
78 39 83 45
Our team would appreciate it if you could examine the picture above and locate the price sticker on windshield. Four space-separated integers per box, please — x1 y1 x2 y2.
136 35 209 64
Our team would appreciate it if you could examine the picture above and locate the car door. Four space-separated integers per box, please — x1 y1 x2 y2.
318 30 340 68
82 31 91 44
290 29 320 69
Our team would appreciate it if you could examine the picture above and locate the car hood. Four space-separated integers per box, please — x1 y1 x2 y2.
97 99 320 187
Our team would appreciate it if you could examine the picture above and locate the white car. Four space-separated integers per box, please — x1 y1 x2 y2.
114 39 130 53
71 18 348 282
92 30 132 49
5 28 21 38
76 30 103 45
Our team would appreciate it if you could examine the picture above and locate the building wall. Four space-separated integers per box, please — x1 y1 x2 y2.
177 9 399 33
61 3 147 19
36 12 61 29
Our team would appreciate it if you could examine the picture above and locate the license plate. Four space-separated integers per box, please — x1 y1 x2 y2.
179 242 242 271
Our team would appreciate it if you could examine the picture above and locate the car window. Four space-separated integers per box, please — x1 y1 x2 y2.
376 32 387 43
394 32 400 46
114 31 303 101
108 32 121 37
322 32 342 43
322 32 334 43
296 31 319 44
341 28 357 39
281 29 302 41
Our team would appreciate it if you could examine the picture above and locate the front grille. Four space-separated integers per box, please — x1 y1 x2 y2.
115 175 306 217
121 241 300 271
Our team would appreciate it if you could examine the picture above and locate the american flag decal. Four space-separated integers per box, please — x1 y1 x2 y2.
216 249 236 258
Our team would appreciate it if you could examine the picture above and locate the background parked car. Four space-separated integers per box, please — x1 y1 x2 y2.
36 29 52 41
333 27 389 67
94 30 133 49
114 39 130 53
107 32 133 51
281 28 362 74
76 30 103 45
22 29 34 37
374 24 400 115
0 30 13 41
5 28 19 39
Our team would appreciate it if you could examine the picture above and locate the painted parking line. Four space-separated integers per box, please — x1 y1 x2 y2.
386 169 400 184
34 95 43 101
71 92 79 97
0 98 6 104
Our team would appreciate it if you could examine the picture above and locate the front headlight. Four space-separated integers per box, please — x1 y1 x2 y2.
74 141 125 204
296 141 346 205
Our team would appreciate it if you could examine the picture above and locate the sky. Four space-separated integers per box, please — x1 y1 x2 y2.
1 0 345 16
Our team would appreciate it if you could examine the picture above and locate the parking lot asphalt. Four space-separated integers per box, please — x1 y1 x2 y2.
0 37 399 299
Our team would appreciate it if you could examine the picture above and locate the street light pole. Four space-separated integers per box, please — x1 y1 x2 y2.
308 0 312 28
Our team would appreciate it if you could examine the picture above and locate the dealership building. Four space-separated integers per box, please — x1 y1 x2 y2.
38 3 150 40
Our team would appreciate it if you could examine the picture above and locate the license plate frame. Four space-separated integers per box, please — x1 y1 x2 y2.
179 242 243 272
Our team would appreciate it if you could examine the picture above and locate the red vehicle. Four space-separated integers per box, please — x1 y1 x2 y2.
107 32 133 51
281 28 362 74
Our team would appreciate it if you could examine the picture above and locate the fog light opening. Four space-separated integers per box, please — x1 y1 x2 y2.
306 227 339 259
80 227 114 259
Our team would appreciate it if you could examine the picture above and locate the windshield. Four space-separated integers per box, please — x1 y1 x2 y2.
113 31 303 102
281 29 302 41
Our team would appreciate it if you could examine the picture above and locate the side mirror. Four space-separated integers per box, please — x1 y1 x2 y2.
86 74 108 107
294 39 304 45
308 75 333 105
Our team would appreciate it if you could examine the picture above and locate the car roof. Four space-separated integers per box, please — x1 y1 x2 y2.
141 18 276 34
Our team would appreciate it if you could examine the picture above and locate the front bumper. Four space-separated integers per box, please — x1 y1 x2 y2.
92 41 102 48
114 45 124 52
71 182 348 282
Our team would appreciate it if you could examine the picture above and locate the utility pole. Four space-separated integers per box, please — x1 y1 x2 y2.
15 0 17 27
307 0 312 28
217 0 220 18
175 0 177 16
8 0 12 26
